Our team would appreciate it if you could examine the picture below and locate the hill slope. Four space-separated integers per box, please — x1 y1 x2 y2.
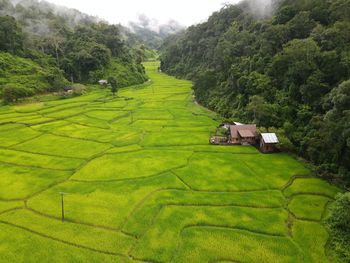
0 52 67 98
0 0 147 102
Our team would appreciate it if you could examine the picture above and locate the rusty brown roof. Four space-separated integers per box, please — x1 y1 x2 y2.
229 124 257 139
238 129 255 138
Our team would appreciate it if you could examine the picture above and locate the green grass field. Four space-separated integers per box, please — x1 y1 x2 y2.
0 62 340 262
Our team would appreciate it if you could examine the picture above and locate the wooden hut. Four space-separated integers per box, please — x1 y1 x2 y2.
229 124 257 145
260 133 279 153
63 86 73 94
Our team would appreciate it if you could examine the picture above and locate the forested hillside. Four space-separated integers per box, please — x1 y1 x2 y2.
161 0 350 185
0 0 147 102
129 15 185 50
0 0 100 35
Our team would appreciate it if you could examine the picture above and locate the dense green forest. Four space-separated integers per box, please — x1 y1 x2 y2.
0 0 147 102
161 0 350 186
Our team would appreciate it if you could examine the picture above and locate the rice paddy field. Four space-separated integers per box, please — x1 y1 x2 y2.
0 62 341 262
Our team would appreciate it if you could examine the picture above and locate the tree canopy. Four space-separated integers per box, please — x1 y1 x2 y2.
108 76 118 96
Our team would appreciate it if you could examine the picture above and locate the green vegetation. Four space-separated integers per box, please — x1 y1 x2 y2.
293 220 329 263
0 0 147 102
0 163 71 200
0 52 67 102
0 62 341 262
160 0 350 186
12 134 111 158
143 48 159 61
284 177 340 198
326 193 350 262
103 59 146 89
0 224 128 263
107 76 118 96
288 195 330 220
174 227 304 262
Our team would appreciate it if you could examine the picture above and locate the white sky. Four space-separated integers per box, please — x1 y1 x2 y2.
43 0 240 27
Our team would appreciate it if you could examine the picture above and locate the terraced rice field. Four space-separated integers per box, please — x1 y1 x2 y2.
0 62 340 262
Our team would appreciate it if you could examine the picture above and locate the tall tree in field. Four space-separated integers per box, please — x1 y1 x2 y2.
108 76 118 96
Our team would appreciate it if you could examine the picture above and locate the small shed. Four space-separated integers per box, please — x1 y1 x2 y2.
98 80 108 86
63 86 73 94
229 124 257 145
260 133 279 153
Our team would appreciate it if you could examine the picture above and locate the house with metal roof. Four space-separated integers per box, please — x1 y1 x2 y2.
260 133 279 153
98 80 108 86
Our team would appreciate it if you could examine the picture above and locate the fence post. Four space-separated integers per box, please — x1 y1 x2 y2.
60 192 65 222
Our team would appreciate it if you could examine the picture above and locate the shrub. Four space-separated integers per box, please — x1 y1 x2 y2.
1 84 34 103
326 192 350 262
0 52 68 99
72 84 87 96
